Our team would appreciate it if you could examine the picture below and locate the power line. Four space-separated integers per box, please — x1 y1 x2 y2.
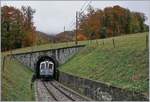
79 0 89 13
65 0 92 33
79 0 92 16
69 19 75 28
67 0 92 31
70 22 76 29
68 18 74 27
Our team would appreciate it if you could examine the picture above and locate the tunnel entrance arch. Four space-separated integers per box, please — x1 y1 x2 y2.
36 56 59 80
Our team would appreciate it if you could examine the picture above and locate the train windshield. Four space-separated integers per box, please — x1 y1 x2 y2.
39 61 54 76
49 64 53 69
41 63 45 70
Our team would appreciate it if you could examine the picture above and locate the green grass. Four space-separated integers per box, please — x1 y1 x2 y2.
59 32 149 95
1 32 149 96
1 56 35 101
2 41 86 55
2 32 147 56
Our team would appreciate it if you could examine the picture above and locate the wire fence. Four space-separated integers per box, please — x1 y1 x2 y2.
1 32 148 73
2 32 148 55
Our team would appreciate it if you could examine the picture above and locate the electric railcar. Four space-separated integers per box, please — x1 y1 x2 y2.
39 61 54 78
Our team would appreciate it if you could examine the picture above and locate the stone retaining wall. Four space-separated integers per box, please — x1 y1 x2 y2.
13 45 85 71
59 71 148 101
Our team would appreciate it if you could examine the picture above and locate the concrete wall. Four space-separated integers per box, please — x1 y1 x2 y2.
13 45 85 71
59 71 148 101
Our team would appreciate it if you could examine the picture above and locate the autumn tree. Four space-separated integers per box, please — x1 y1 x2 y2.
21 6 36 47
78 5 149 40
1 6 36 51
1 6 25 50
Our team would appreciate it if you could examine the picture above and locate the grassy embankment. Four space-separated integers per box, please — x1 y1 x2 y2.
1 55 35 101
59 32 149 95
1 32 148 98
2 40 86 55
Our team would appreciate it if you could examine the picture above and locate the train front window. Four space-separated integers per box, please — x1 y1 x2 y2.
40 63 45 71
49 64 53 69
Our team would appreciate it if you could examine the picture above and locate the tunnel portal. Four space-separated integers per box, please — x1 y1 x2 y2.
36 56 59 80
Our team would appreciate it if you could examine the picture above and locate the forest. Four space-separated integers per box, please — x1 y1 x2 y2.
1 6 36 51
77 5 149 40
1 5 149 51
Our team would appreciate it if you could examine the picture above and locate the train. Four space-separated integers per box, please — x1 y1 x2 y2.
39 60 54 79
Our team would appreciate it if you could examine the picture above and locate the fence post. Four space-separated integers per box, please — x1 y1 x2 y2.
96 39 98 45
146 34 148 49
112 38 115 48
103 39 104 46
2 56 6 72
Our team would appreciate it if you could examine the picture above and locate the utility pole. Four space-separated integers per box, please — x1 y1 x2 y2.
64 26 65 32
75 11 78 45
146 34 148 49
64 26 67 46
64 26 66 42
64 26 65 39
2 56 6 72
30 32 34 67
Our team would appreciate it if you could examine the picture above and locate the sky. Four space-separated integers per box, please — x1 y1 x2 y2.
1 1 150 35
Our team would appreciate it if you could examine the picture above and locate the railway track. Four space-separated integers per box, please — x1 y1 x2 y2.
36 79 91 101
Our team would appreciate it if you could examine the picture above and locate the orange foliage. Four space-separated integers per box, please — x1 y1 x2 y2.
77 33 87 41
79 5 147 39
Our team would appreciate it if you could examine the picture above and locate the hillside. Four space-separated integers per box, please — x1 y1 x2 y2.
36 31 55 44
59 32 149 95
2 30 78 55
55 31 74 42
1 56 35 101
36 30 74 44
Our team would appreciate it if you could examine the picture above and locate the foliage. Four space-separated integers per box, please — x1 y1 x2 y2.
1 5 149 52
1 6 36 51
100 27 107 38
78 5 149 40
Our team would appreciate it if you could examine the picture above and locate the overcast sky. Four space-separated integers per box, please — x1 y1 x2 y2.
1 1 150 35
